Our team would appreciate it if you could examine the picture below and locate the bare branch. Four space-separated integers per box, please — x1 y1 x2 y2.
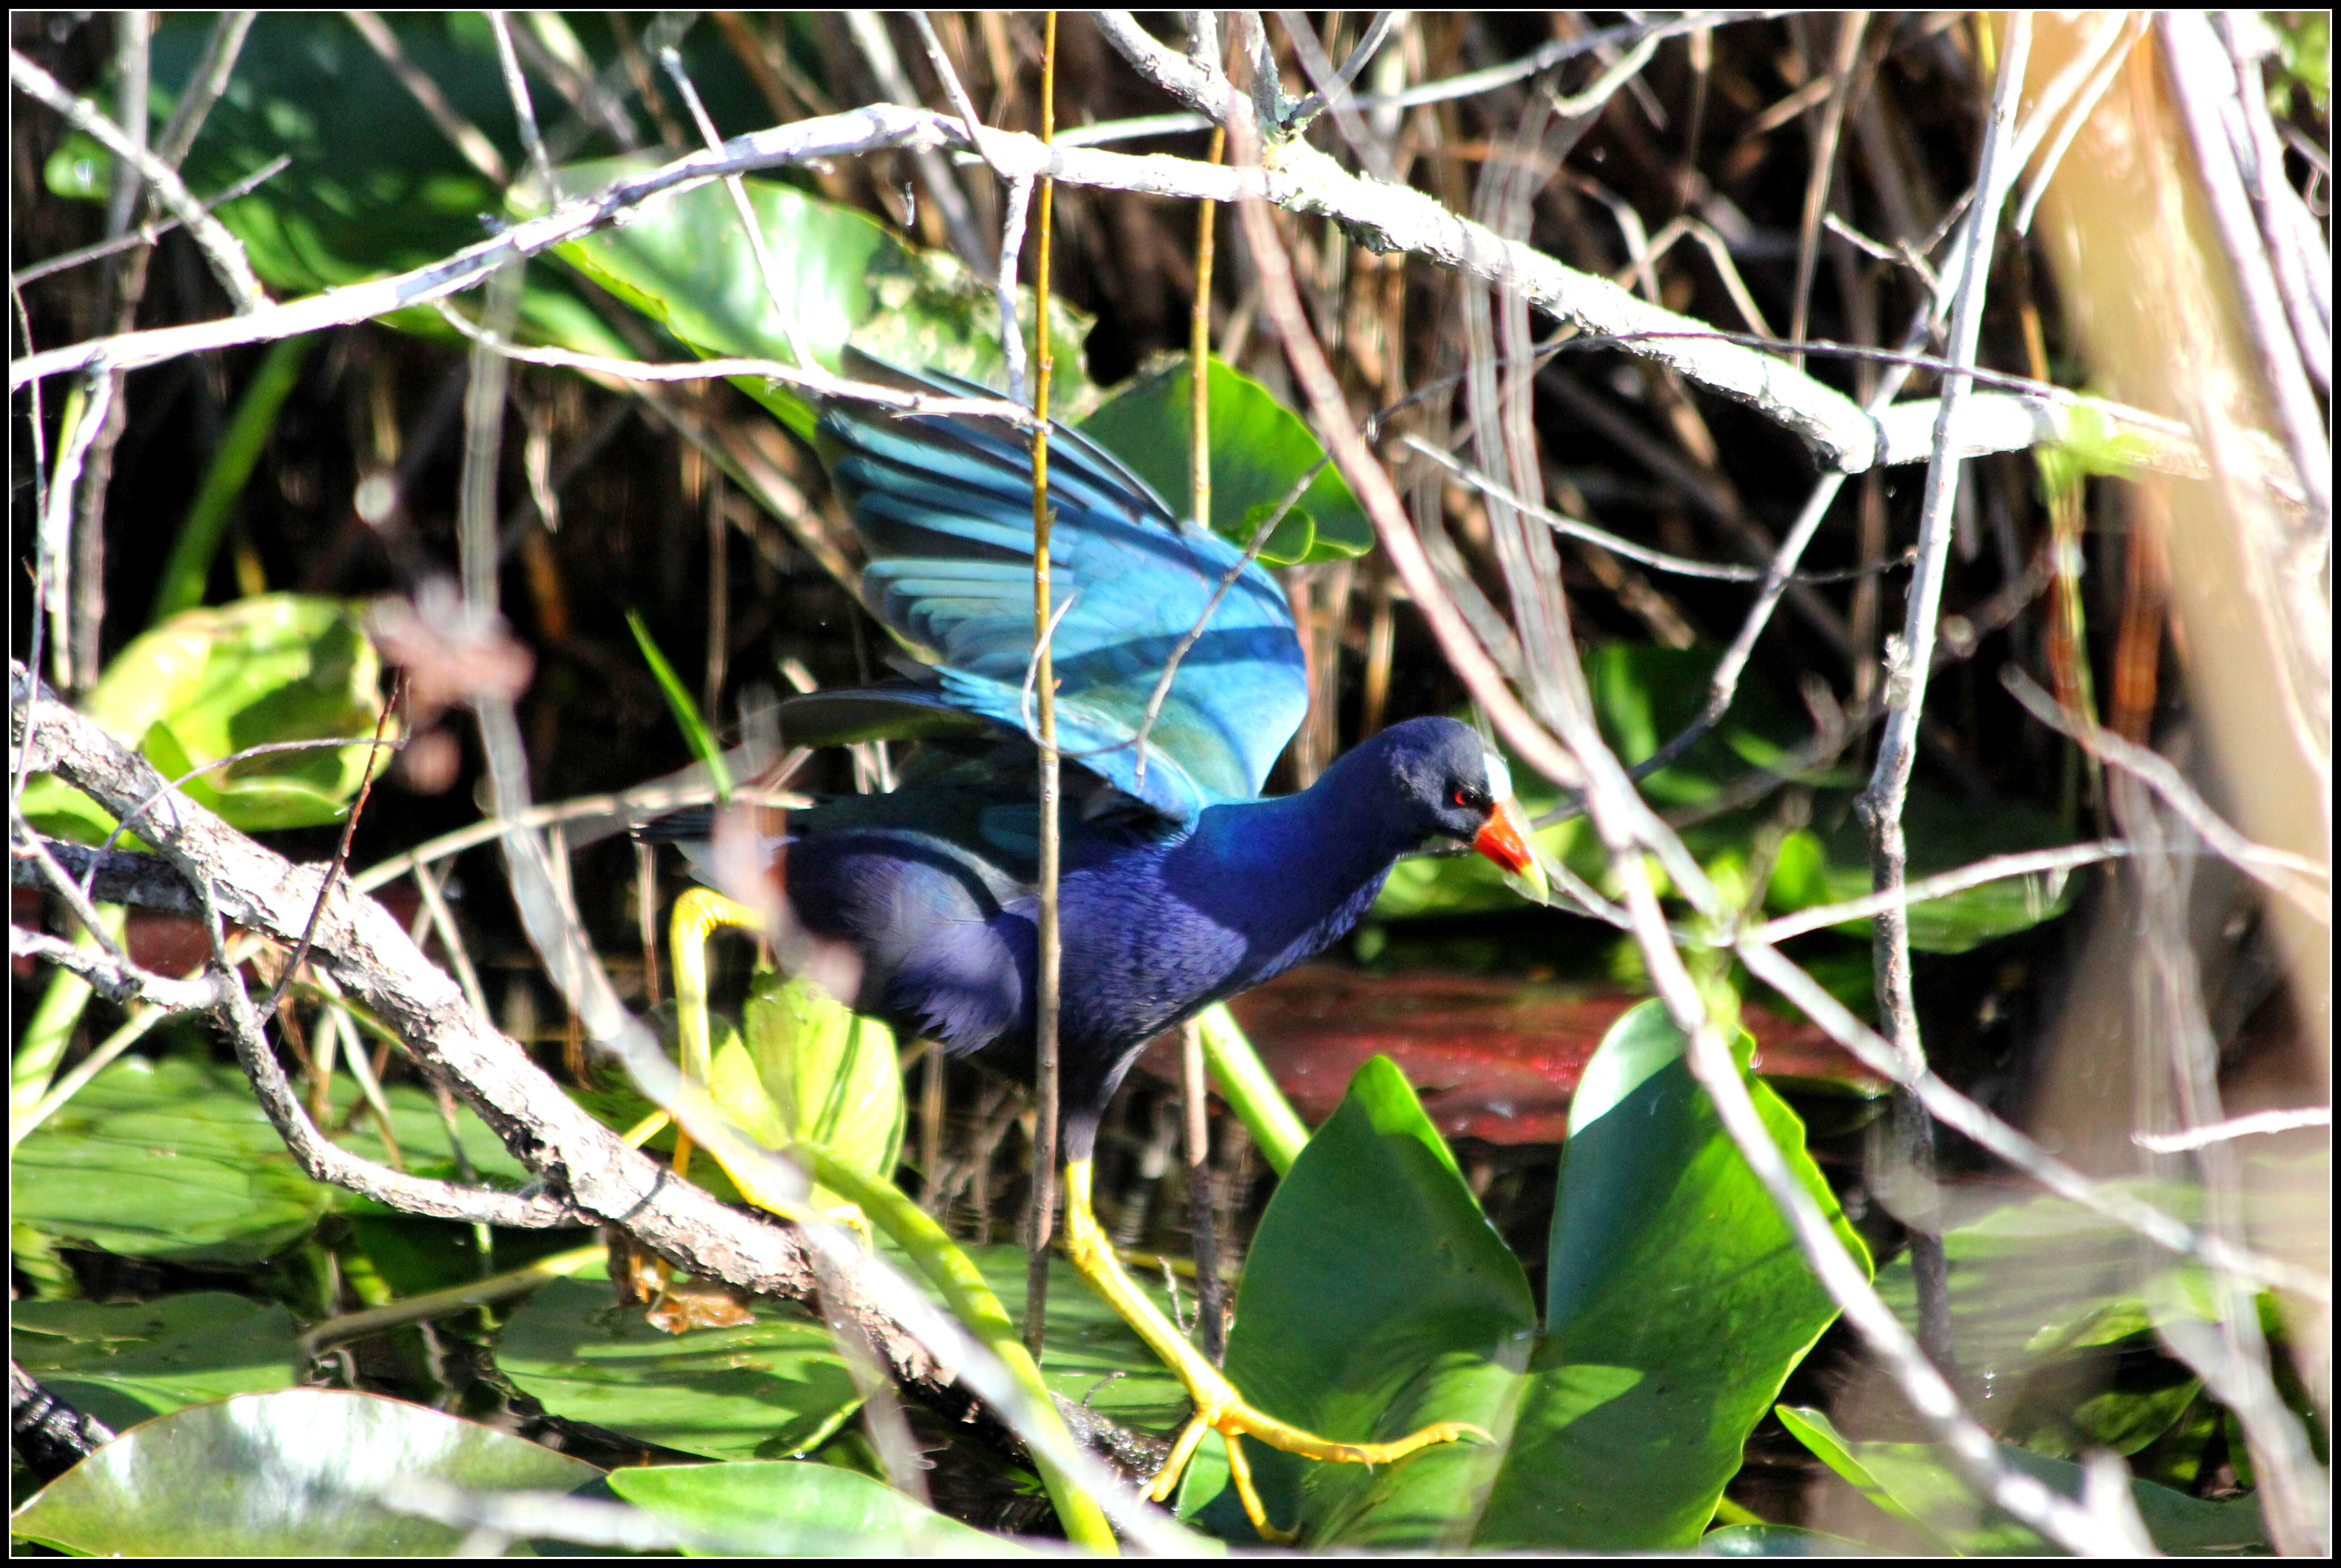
8 49 268 312
8 925 221 1013
2005 669 2328 923
1743 841 2133 946
1854 13 2034 1375
12 105 958 388
10 155 289 291
2136 1106 2331 1153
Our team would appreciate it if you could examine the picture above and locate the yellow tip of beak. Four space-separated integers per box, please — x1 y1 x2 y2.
1472 795 1551 905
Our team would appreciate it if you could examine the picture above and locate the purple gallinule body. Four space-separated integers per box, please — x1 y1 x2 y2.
645 359 1544 1530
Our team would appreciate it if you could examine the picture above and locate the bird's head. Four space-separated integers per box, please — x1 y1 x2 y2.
1362 717 1551 901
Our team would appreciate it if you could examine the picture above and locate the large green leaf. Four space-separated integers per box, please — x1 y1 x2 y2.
10 1292 303 1434
496 1275 864 1463
12 1053 531 1267
1177 1054 1539 1546
1075 354 1374 564
608 1460 1026 1555
538 156 1095 439
1176 1009 1860 1550
1777 1404 2271 1555
47 14 644 352
9 1388 598 1555
19 595 394 840
1473 1003 1865 1550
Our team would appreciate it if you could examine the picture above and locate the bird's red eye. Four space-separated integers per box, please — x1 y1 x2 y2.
1452 788 1468 807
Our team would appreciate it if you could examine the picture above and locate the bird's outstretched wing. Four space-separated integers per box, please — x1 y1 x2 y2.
790 356 1308 824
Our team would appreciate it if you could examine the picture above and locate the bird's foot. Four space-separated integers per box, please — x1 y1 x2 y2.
1143 1370 1491 1543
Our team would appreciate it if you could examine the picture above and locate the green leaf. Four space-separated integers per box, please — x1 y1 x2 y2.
496 1277 864 1463
608 1459 1028 1555
1777 1404 2273 1555
20 594 394 842
1076 354 1374 565
1774 1406 1932 1533
1175 1009 1860 1550
537 155 1094 439
1177 1055 1539 1547
626 609 733 799
1473 1003 1865 1550
740 970 906 1186
12 1053 531 1267
10 1292 303 1434
10 1388 599 1555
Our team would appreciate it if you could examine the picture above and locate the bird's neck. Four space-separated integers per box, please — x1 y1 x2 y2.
1188 767 1416 971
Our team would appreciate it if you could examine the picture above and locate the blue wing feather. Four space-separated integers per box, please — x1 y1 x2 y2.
812 357 1308 822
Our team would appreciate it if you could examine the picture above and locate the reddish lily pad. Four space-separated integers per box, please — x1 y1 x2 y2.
1137 965 1880 1144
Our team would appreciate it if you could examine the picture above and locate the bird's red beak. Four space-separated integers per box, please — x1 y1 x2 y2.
1472 795 1550 900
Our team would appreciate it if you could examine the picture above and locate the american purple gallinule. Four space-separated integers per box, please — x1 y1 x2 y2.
643 358 1546 1527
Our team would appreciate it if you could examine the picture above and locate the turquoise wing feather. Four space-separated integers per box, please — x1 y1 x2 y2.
811 359 1308 823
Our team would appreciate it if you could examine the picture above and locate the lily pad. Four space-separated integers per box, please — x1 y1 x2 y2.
608 1459 1028 1555
10 1292 304 1434
12 1053 533 1267
10 1387 599 1556
495 1276 863 1463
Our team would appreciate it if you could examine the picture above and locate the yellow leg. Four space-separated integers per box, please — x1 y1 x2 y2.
663 887 870 1248
1060 1159 1490 1541
669 887 764 1182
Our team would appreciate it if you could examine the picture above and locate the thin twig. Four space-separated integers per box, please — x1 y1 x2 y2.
430 299 1031 425
1856 10 2033 1380
657 44 817 370
2133 1106 2330 1153
259 678 402 1024
1788 15 1866 372
1132 459 1319 788
1743 840 2133 946
844 11 989 271
11 155 290 290
2012 14 2146 237
1405 435 1912 583
1275 10 1393 181
486 12 553 196
1020 8 1063 1367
